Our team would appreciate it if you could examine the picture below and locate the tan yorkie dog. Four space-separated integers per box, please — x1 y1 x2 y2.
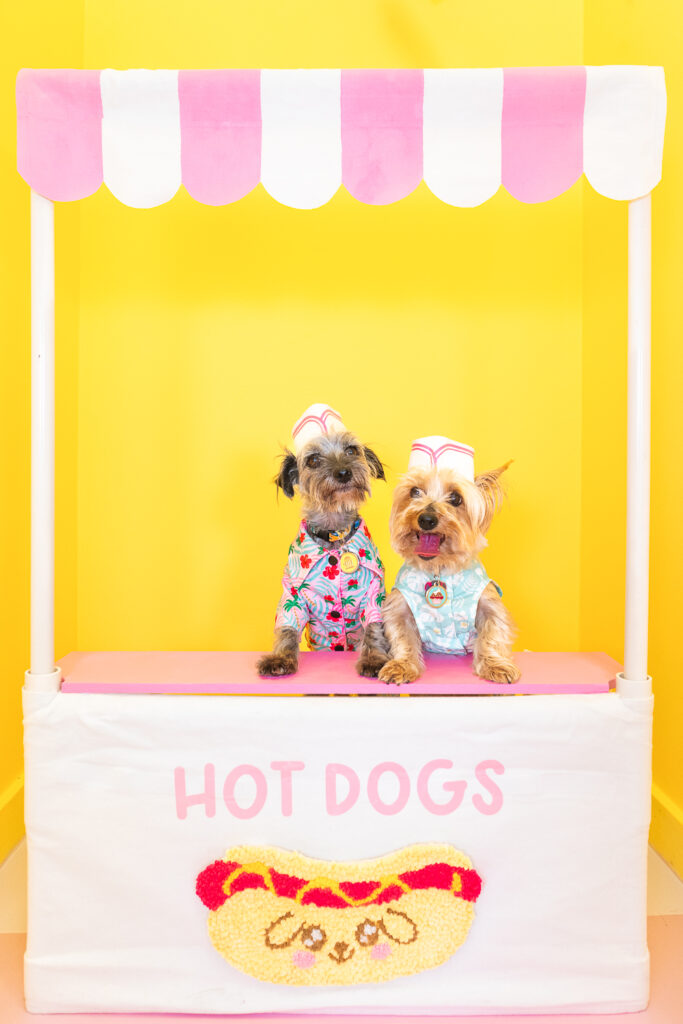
378 436 520 686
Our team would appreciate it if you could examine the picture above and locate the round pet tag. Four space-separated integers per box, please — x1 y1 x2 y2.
425 580 448 608
340 551 360 574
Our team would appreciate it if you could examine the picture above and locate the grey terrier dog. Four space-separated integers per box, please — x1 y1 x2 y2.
257 404 390 679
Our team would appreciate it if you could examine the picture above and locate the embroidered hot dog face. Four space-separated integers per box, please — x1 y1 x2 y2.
195 843 482 986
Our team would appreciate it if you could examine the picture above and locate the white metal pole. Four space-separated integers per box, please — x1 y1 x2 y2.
25 190 60 692
618 193 652 697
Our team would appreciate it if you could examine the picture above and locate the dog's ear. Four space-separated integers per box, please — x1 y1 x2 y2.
363 446 386 481
265 911 303 949
381 908 418 945
275 450 299 499
475 460 512 532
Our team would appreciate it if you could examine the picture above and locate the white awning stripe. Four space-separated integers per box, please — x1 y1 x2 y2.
423 69 503 208
260 69 341 210
583 66 667 202
101 69 181 208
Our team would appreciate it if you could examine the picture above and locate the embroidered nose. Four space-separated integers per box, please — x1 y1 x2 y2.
329 940 354 963
335 468 352 483
418 511 438 531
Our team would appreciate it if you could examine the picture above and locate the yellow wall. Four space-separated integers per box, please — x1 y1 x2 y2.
75 192 584 653
1 1 680 875
583 1 683 876
0 3 82 862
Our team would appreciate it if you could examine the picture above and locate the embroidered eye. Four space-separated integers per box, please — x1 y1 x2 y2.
301 925 326 951
410 487 422 499
305 454 321 469
345 445 358 456
448 492 462 506
355 919 380 946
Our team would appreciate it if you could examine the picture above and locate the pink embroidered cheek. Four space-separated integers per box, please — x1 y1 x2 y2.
370 942 392 961
292 950 316 969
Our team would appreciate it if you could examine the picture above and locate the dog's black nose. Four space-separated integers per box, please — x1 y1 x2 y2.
418 511 438 531
335 468 352 483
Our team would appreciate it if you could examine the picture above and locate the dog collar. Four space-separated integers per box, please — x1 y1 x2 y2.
306 518 361 545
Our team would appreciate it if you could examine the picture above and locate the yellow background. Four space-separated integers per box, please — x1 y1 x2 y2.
1 1 681 872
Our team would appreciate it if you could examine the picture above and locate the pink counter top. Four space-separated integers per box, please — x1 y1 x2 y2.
58 650 619 696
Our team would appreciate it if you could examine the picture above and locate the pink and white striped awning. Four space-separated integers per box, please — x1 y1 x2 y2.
17 67 666 209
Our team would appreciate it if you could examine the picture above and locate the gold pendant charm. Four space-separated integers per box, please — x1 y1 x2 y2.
340 551 360 574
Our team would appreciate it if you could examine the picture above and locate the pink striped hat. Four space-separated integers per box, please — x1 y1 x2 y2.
408 436 475 481
292 403 346 453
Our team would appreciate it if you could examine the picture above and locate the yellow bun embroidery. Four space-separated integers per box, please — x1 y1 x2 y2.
196 843 482 986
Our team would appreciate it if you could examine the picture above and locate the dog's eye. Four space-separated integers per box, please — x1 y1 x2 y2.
355 919 380 947
301 925 326 951
305 454 321 469
345 445 358 457
449 492 462 506
410 487 422 499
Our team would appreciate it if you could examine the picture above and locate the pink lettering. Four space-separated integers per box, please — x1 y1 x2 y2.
417 759 466 814
223 764 268 819
472 759 505 815
270 761 305 816
326 763 360 815
367 762 410 815
173 758 505 820
174 764 216 820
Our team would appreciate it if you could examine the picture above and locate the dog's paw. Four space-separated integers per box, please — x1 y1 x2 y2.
378 659 420 686
355 650 390 678
257 653 298 677
475 658 521 684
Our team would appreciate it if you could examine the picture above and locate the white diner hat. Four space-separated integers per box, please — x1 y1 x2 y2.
408 436 475 481
291 403 346 453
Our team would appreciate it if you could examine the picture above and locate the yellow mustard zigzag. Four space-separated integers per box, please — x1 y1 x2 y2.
222 860 463 905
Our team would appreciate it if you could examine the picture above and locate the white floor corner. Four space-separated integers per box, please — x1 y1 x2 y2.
0 839 682 934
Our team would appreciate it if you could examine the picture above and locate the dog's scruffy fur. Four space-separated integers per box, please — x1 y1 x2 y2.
257 430 390 679
378 462 520 686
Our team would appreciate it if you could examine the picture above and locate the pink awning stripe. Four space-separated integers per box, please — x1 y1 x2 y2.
179 70 261 206
341 70 423 205
16 69 102 202
501 67 586 203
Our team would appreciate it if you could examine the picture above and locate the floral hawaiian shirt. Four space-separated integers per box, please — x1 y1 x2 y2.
393 559 500 655
275 519 386 652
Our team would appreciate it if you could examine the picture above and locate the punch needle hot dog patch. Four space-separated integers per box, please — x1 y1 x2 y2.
196 843 482 986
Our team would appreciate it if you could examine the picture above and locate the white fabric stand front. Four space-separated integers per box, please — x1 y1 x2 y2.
24 688 652 1015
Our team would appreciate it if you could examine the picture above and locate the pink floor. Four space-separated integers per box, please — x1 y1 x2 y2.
2 918 682 1023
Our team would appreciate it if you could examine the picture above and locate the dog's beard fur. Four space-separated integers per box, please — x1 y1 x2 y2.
389 466 508 573
296 432 376 532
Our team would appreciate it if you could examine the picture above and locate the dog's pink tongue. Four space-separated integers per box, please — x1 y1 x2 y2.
416 532 440 556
